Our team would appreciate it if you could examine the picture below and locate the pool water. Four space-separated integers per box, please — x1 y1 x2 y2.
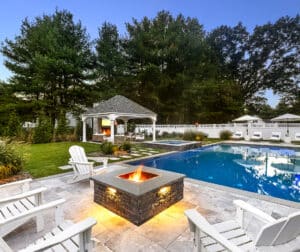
128 144 300 203
155 140 192 145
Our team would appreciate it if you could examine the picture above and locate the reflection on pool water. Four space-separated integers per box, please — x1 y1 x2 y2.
154 140 194 145
128 144 300 203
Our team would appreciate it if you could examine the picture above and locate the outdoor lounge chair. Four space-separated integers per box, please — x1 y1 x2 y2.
68 145 108 183
0 217 97 252
270 132 281 141
250 131 262 141
231 131 243 140
185 200 300 252
135 133 145 141
0 187 65 237
294 133 300 141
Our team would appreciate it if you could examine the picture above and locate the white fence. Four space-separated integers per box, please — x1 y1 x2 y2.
133 123 300 143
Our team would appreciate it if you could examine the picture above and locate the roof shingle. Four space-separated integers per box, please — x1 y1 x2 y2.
84 95 156 116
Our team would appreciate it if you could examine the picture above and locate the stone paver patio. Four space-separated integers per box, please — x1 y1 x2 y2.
4 165 300 251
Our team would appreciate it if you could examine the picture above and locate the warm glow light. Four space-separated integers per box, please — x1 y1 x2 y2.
128 166 144 182
159 186 170 195
102 119 110 127
102 128 111 136
107 187 117 194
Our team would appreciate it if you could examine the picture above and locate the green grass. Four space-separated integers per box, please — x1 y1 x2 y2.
18 142 100 178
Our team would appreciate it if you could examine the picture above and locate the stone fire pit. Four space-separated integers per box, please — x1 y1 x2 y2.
91 166 185 225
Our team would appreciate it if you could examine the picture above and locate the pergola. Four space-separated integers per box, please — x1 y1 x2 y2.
81 95 157 143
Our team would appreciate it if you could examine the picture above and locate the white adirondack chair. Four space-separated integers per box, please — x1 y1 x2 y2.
135 133 145 141
0 178 32 197
0 217 97 252
270 132 281 141
68 145 108 183
0 187 65 237
251 131 262 140
185 200 300 251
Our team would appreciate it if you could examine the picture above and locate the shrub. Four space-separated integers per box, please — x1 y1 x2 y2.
119 141 131 152
195 131 208 141
220 130 232 140
33 117 53 143
0 143 23 179
55 113 70 141
183 131 207 141
100 142 114 155
183 130 197 141
5 111 22 138
112 145 119 153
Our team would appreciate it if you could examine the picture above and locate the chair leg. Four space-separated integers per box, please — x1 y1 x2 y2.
89 179 94 188
55 205 64 225
36 214 44 232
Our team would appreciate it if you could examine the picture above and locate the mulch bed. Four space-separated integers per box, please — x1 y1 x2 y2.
0 172 32 185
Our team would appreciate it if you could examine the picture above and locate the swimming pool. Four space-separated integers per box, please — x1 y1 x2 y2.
128 144 300 203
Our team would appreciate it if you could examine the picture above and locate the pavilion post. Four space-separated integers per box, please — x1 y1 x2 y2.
109 114 117 143
82 117 87 142
124 119 128 134
94 117 99 134
152 117 156 142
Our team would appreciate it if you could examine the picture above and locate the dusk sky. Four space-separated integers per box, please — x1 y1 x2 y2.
0 0 299 107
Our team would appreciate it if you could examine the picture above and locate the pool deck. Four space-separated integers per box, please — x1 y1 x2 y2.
4 164 300 252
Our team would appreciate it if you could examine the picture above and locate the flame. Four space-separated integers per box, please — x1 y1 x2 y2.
102 128 111 136
128 166 144 182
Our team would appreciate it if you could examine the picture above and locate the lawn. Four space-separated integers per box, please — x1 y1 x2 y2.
16 139 219 179
18 142 100 178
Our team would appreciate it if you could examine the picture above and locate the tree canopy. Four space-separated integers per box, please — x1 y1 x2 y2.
1 10 299 128
1 9 94 127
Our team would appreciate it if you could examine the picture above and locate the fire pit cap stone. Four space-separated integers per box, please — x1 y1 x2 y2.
91 165 185 196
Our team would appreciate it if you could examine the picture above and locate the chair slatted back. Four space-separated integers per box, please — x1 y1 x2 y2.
273 211 300 245
69 145 90 175
255 218 287 246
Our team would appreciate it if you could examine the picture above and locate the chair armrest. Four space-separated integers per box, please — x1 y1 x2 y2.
19 218 97 252
185 209 243 252
69 161 94 166
87 156 108 162
0 187 47 205
0 178 32 191
233 200 276 224
1 198 66 225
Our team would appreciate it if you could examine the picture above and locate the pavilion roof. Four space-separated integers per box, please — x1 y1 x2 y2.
83 95 156 117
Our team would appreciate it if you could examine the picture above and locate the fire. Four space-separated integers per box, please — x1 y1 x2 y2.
128 166 145 182
102 128 111 136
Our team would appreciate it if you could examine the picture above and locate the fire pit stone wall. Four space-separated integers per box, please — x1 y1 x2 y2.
92 166 185 225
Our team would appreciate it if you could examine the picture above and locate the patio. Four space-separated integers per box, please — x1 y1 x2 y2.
4 165 300 252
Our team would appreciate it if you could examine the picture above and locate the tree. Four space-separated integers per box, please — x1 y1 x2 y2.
95 22 126 100
246 96 276 119
1 9 95 129
184 79 244 123
207 15 300 103
123 11 207 122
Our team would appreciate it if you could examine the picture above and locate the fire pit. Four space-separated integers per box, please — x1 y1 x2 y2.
91 165 185 225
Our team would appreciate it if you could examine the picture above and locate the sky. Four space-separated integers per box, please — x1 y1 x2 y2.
0 0 299 107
